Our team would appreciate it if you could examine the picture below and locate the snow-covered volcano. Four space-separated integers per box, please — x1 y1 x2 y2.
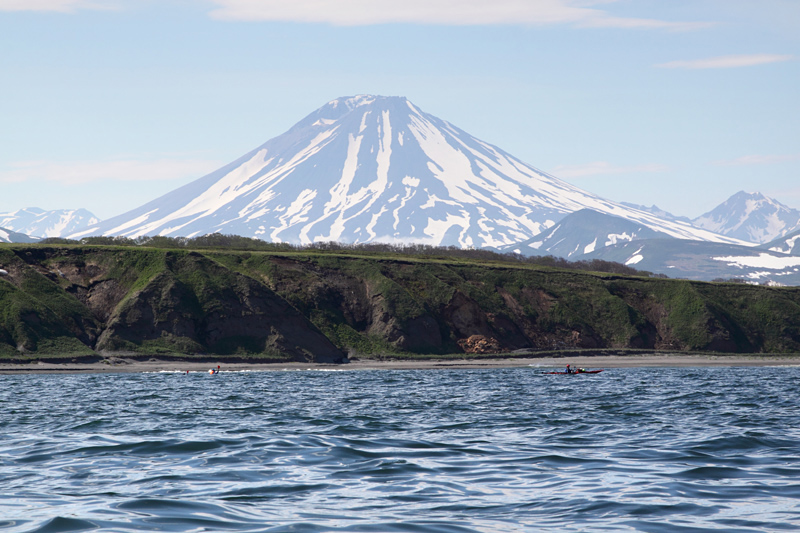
71 95 747 247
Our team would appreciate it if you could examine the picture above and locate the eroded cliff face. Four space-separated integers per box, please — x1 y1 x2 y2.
95 254 343 362
225 255 800 356
0 248 344 362
1 246 799 359
260 260 444 353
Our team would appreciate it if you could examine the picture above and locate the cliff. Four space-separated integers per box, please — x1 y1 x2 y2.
1 244 799 362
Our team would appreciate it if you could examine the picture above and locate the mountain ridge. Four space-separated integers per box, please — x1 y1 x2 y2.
692 191 800 244
502 209 672 259
0 207 99 239
0 227 40 244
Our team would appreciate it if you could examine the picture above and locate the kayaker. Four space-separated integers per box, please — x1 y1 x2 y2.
565 364 573 374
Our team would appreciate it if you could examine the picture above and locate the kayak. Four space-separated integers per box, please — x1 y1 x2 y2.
542 370 604 375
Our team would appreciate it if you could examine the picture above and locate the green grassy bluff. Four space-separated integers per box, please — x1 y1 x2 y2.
1 242 799 363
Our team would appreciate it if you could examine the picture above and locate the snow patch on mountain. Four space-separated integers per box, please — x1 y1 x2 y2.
606 233 633 246
763 230 800 256
712 253 800 270
625 249 645 266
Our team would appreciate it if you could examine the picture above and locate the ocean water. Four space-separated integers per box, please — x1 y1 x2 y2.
1 366 799 532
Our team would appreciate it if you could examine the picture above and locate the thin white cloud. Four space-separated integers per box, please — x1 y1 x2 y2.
550 161 669 179
656 54 794 69
0 0 711 30
713 154 800 167
0 0 115 12
0 158 222 185
208 0 710 30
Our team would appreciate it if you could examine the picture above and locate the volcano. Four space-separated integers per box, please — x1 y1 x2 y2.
72 95 744 248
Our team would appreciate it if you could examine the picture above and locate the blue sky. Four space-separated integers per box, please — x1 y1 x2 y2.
1 0 797 220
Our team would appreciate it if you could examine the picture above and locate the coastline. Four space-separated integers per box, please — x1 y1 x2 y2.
2 353 800 374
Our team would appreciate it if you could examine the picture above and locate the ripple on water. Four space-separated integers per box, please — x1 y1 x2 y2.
2 366 800 532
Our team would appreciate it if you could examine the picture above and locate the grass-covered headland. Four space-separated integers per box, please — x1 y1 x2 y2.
1 237 799 364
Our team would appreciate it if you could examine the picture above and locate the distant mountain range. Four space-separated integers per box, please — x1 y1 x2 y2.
499 207 800 284
0 208 98 239
3 96 800 285
622 193 800 244
583 235 800 285
602 193 800 284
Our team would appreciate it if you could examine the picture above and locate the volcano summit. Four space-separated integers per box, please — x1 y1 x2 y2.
73 95 741 247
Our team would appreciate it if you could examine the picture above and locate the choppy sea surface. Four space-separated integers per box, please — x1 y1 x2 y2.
2 365 800 532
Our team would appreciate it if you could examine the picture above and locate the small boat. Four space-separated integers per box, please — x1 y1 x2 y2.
542 369 604 375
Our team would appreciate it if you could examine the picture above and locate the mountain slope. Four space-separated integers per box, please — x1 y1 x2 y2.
0 227 40 244
0 208 99 239
502 209 672 258
71 95 748 248
692 191 800 244
762 229 800 256
585 238 800 285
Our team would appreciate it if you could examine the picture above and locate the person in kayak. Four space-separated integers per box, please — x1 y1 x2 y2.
565 364 573 374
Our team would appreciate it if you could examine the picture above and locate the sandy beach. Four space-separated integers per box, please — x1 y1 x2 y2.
2 353 799 374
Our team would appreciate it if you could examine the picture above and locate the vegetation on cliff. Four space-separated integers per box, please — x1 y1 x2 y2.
1 242 799 362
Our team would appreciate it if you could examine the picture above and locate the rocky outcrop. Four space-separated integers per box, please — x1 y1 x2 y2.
457 335 502 354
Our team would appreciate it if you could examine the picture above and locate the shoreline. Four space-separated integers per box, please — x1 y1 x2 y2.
2 353 800 374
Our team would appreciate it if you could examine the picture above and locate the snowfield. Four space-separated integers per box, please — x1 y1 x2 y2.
712 253 800 270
